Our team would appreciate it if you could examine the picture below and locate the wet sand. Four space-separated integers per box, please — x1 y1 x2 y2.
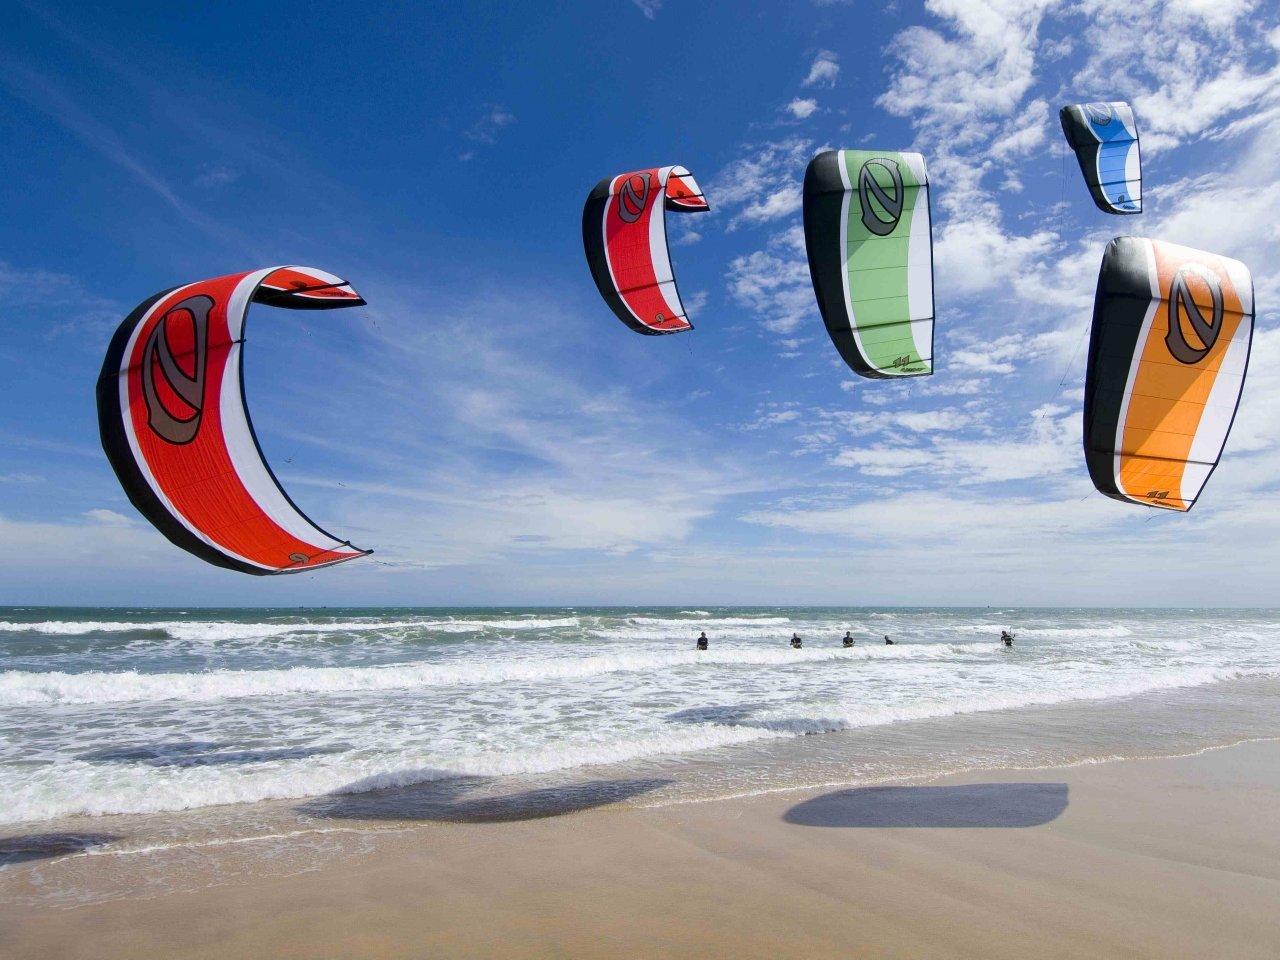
3 739 1279 959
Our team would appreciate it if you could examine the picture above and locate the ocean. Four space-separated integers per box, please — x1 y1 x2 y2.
3 606 1280 833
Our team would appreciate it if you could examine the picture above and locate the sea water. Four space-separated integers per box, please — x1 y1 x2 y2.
2 606 1279 827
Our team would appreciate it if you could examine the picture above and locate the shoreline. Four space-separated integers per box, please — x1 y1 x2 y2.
4 738 1279 958
5 672 1280 832
7 669 1280 829
640 730 1280 809
8 730 1278 861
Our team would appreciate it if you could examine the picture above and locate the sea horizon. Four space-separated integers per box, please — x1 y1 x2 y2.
6 603 1280 611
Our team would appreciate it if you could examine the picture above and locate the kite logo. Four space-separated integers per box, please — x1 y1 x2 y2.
1085 102 1114 125
617 173 652 224
141 295 213 445
1165 264 1224 365
858 159 904 236
288 552 309 564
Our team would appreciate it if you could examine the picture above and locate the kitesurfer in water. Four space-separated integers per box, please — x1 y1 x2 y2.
696 631 708 651
842 631 855 648
884 635 894 645
790 633 803 649
1001 630 1014 648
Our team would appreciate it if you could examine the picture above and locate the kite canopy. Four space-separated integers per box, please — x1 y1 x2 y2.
97 267 373 575
582 165 708 335
1084 237 1253 512
1060 101 1142 215
803 149 934 379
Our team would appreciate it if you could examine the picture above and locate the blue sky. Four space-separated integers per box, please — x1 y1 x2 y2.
2 0 1279 606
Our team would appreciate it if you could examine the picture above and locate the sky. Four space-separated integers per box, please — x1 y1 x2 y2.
1 0 1279 607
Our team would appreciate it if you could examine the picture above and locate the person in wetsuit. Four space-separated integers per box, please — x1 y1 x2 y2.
696 631 708 651
842 631 855 648
884 635 895 645
790 633 803 649
1001 629 1014 648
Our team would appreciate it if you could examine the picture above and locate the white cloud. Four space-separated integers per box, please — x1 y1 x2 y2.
1147 173 1280 283
632 0 662 18
673 225 703 245
919 376 989 397
194 165 239 188
1070 0 1280 151
824 406 983 436
947 332 1050 375
743 487 1103 545
786 97 818 119
891 409 979 432
802 50 840 88
990 98 1048 158
465 106 516 144
879 0 1054 149
0 260 122 337
740 187 802 224
726 246 814 334
708 138 813 229
745 406 804 430
757 374 1078 489
83 508 133 526
712 143 816 338
932 218 1057 297
682 289 709 314
0 512 172 580
830 447 935 476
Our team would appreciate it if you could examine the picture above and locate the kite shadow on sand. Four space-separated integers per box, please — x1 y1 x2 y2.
784 782 1069 829
0 833 120 866
298 774 671 824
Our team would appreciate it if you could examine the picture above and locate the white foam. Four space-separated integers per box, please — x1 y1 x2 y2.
1014 625 1134 639
7 631 1232 707
0 647 892 705
0 617 579 642
625 616 793 627
728 665 1279 735
3 725 775 824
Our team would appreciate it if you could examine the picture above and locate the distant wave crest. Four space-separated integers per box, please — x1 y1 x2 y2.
0 617 580 642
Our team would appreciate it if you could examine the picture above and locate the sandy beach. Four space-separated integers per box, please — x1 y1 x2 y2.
4 737 1278 959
